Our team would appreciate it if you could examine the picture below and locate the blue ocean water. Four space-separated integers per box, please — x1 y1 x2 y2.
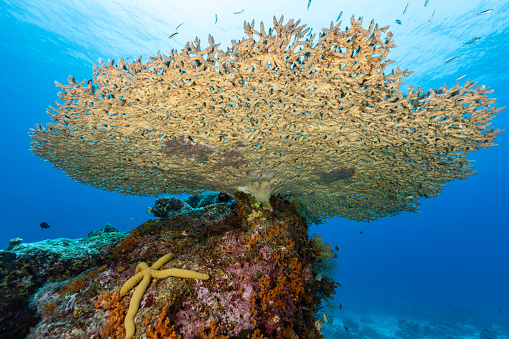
1 0 508 337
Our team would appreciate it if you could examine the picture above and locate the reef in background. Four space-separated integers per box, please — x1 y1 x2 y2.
0 223 126 338
0 193 338 338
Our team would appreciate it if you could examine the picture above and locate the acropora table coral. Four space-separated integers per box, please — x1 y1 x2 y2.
29 16 503 224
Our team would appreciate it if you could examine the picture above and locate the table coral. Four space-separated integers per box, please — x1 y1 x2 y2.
29 16 503 225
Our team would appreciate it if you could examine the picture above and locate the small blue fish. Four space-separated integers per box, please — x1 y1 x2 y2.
336 11 343 22
463 37 480 45
396 19 402 25
424 0 430 7
307 0 312 10
477 9 493 15
233 9 244 14
445 56 459 64
215 14 218 24
176 23 183 30
403 3 409 14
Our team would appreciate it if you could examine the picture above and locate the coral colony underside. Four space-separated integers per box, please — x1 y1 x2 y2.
1 193 338 338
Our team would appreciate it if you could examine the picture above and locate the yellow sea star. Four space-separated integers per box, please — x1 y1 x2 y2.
120 252 209 339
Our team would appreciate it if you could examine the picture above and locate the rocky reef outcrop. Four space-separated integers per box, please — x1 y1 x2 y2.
1 193 338 338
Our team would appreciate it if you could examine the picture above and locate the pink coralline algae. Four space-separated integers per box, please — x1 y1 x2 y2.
260 246 274 261
180 280 255 336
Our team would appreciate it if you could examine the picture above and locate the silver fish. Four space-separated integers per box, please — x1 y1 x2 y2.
233 9 244 14
463 37 480 45
215 14 218 24
403 3 409 14
456 74 466 80
424 0 430 7
477 9 493 15
445 56 459 64
176 23 183 30
307 0 312 10
169 32 178 39
429 9 435 22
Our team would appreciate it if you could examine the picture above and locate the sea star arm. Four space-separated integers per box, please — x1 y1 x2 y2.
152 267 209 280
125 272 151 339
120 270 145 296
151 252 175 269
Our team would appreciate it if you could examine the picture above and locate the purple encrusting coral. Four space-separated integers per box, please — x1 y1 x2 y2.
1 193 339 338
